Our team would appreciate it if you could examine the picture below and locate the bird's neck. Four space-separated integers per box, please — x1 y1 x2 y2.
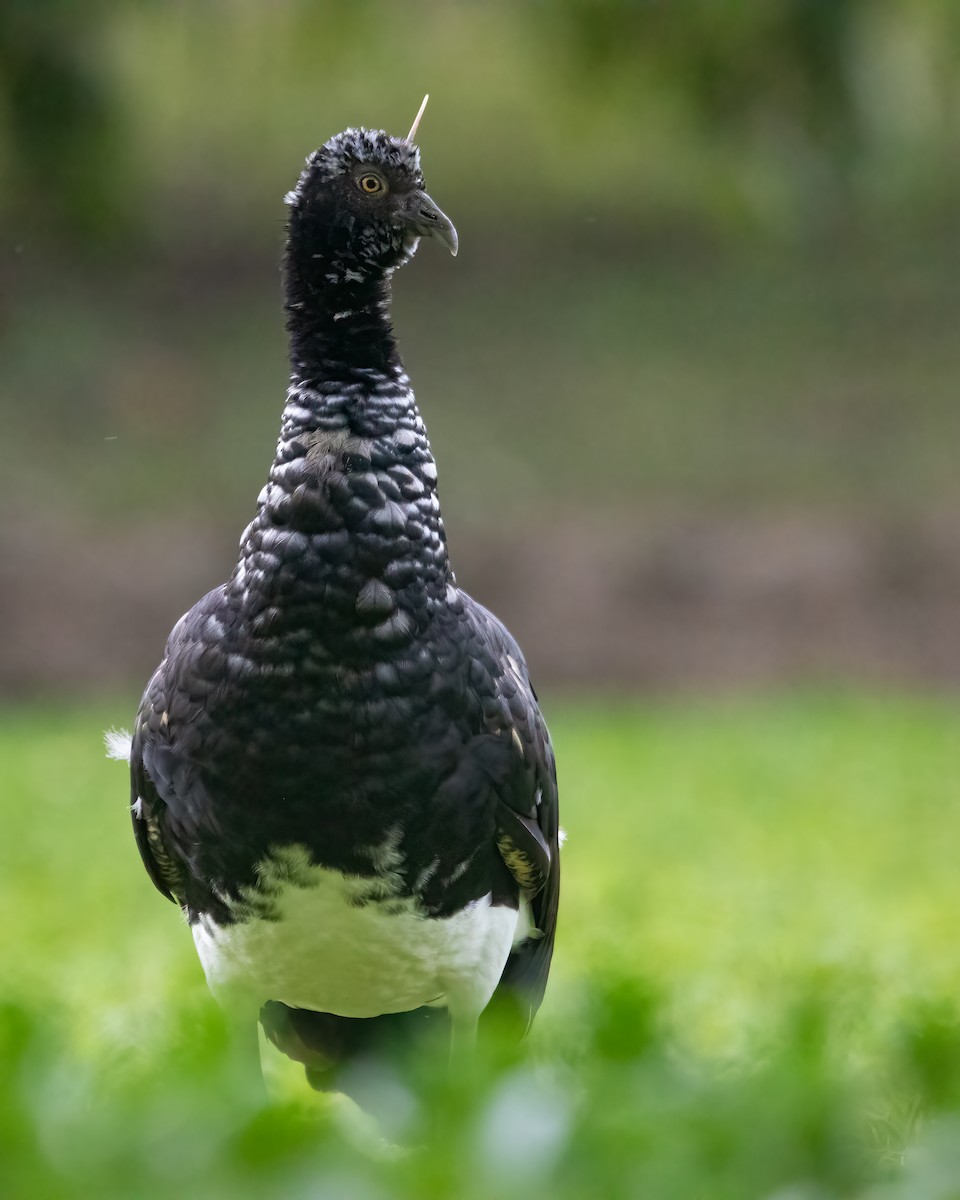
284 237 401 381
229 246 452 655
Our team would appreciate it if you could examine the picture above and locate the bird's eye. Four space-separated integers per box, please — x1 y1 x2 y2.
358 174 385 195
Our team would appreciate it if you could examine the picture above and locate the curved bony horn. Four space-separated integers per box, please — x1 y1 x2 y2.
406 94 430 143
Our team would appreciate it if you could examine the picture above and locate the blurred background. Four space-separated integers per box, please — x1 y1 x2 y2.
3 0 959 700
3 6 960 1193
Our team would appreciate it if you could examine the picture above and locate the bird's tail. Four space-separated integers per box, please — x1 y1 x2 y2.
260 1001 450 1094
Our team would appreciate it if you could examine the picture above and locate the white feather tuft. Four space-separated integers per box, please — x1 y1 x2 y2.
558 827 568 848
104 728 133 763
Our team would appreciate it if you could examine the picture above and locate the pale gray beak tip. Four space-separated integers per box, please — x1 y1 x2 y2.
411 191 458 259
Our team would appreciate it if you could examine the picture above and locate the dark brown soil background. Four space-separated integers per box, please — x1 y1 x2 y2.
4 510 958 697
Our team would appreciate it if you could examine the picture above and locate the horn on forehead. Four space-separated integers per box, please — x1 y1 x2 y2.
406 94 430 143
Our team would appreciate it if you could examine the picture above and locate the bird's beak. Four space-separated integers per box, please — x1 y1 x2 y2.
407 191 458 257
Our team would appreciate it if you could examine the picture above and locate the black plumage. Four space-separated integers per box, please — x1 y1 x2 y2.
124 119 559 1081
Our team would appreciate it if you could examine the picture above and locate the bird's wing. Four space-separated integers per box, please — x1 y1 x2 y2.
130 715 184 905
129 590 227 909
461 594 560 1023
495 724 559 1023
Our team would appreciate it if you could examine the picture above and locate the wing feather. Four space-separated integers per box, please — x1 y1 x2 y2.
130 725 182 904
461 594 561 1024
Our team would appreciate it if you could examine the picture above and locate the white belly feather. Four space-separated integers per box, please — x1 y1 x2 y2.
192 843 530 1022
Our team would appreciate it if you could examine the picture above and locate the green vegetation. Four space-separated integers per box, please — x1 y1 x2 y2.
7 239 960 535
5 1 960 243
6 1 960 527
3 694 960 1196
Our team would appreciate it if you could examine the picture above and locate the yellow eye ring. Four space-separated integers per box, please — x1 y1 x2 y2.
358 173 385 195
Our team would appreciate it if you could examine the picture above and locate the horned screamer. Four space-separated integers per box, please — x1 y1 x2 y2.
113 98 559 1087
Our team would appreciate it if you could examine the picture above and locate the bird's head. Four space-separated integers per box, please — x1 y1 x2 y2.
284 102 457 279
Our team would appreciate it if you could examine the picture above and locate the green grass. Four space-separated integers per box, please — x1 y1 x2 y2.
2 693 960 1197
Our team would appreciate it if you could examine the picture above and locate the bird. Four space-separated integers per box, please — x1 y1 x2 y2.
112 97 559 1089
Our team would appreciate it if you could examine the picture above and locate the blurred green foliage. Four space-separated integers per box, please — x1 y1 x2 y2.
4 1 960 537
2 695 960 1195
0 0 132 237
6 238 960 532
3 0 959 542
3 0 960 246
